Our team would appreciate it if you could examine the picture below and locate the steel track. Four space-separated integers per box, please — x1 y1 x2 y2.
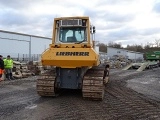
82 66 105 100
36 69 56 96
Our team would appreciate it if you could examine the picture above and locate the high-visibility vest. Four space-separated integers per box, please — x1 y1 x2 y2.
3 59 13 69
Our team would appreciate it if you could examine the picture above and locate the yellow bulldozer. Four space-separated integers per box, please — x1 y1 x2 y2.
36 16 109 100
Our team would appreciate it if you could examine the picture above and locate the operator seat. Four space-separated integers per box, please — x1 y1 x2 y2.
67 36 77 42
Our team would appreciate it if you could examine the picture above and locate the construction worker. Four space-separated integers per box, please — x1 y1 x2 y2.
103 64 110 85
0 55 4 81
3 55 15 80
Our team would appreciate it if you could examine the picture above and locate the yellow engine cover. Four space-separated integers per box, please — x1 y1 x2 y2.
41 48 100 68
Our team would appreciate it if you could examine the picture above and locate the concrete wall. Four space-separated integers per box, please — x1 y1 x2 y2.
107 47 144 60
127 52 136 59
126 52 143 60
107 47 127 58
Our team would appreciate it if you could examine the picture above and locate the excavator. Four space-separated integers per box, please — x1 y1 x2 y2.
36 16 109 100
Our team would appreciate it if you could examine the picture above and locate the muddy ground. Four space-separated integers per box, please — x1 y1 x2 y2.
0 68 160 120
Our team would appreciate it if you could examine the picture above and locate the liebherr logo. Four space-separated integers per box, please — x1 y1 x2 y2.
56 52 89 56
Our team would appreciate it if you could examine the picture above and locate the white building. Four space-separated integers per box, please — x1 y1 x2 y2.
0 30 52 61
0 30 52 55
107 47 144 61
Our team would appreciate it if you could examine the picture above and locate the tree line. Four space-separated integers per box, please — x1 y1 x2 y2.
98 39 160 54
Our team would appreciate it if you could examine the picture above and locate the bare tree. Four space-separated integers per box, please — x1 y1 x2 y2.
155 39 160 47
126 44 143 52
149 43 154 48
144 44 150 49
97 43 107 52
108 41 122 48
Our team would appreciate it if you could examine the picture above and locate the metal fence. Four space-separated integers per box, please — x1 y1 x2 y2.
0 53 41 63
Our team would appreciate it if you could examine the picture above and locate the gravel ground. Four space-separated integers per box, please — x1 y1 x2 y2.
0 68 160 120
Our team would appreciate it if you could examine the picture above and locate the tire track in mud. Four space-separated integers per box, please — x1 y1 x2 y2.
104 69 160 119
106 87 160 119
0 69 160 120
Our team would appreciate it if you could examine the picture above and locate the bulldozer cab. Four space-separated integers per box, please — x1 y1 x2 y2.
52 17 92 45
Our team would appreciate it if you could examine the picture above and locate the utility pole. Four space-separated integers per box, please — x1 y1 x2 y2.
29 36 32 61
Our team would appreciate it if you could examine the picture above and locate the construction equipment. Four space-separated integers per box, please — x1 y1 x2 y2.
146 51 160 60
146 51 160 67
36 16 109 100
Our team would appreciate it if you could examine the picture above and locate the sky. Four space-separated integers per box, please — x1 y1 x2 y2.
0 0 160 48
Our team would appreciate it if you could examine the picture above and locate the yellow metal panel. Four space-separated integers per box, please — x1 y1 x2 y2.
41 48 100 68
